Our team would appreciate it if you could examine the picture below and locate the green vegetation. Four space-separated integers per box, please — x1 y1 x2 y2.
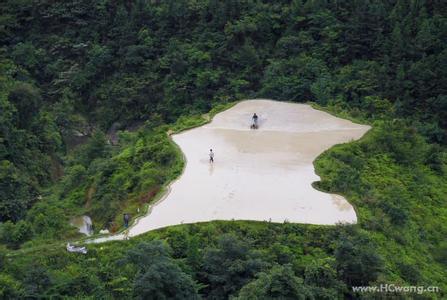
0 0 446 298
2 222 384 299
315 120 447 288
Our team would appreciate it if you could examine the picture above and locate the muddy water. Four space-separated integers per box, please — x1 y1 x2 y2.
122 100 370 237
70 215 93 236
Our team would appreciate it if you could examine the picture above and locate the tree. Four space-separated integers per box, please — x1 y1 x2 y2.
304 258 345 299
7 83 41 129
123 240 199 300
22 266 53 298
0 273 23 299
11 42 43 71
261 55 329 102
236 265 314 300
0 220 34 248
202 234 267 298
334 234 384 286
78 131 108 166
0 160 35 222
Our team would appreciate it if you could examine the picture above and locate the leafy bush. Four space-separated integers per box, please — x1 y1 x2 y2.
122 241 199 300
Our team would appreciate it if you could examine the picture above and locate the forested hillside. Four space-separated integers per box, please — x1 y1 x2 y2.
1 0 446 298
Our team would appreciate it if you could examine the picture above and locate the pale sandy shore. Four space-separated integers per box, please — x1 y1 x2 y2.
91 99 370 243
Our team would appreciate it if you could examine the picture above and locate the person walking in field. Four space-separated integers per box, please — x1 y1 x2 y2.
123 213 130 228
251 113 259 129
209 149 214 163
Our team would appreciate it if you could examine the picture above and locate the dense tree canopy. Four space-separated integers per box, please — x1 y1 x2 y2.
0 0 446 298
1 0 446 223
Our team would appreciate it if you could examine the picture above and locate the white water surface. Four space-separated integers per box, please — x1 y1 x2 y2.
91 99 370 243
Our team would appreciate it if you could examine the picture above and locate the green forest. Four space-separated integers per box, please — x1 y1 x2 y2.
0 0 446 298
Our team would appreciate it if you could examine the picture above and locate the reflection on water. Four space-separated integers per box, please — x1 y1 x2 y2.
208 162 215 176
